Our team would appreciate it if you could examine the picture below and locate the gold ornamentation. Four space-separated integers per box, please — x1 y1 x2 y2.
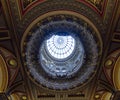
23 0 36 8
95 94 100 99
9 93 20 100
86 0 103 10
101 92 112 100
0 55 8 92
113 56 120 90
21 11 103 54
21 11 103 94
8 59 17 68
105 59 113 67
22 96 27 100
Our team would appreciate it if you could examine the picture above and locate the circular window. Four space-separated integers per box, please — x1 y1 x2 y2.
46 35 75 59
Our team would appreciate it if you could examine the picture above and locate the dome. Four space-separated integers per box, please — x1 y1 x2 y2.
39 32 85 78
46 35 75 59
25 14 99 90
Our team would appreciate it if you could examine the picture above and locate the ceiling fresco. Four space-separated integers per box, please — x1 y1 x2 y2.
0 0 120 100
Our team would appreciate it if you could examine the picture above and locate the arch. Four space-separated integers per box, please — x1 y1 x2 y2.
113 55 120 90
0 55 8 92
20 10 103 92
21 10 103 54
101 92 112 100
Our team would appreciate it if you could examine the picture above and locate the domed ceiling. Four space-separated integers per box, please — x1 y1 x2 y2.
0 0 120 100
23 14 100 90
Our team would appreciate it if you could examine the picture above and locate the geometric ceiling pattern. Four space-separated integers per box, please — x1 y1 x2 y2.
0 0 120 100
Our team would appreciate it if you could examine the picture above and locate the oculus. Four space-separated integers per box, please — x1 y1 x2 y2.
24 15 99 90
46 35 75 59
40 32 85 78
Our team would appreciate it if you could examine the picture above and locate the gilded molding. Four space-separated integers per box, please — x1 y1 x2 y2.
0 55 8 92
21 10 103 56
113 55 120 90
9 0 105 35
0 47 19 87
21 11 103 95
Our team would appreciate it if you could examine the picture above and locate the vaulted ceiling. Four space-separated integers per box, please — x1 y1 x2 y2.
0 0 120 100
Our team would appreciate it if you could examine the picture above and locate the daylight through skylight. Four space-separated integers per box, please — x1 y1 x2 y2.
46 35 75 59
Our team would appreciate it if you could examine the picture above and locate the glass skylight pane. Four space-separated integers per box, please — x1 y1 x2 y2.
46 35 75 59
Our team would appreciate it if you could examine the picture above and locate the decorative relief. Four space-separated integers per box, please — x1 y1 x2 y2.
94 90 112 100
103 0 117 24
85 0 105 11
103 49 120 90
113 53 120 90
0 47 19 87
8 0 117 39
0 54 8 92
8 92 27 100
22 0 37 8
0 47 27 99
93 49 120 100
20 0 45 12
21 0 106 14
9 0 106 39
21 12 102 93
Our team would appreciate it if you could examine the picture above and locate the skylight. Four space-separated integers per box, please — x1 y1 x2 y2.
46 35 75 59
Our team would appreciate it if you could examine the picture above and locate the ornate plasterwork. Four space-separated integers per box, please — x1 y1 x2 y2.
0 47 20 93
93 49 120 100
20 0 46 14
22 0 37 8
9 0 105 38
7 0 118 42
0 47 19 86
2 0 119 99
21 0 106 14
0 55 8 92
85 0 106 11
103 49 120 90
21 13 102 91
